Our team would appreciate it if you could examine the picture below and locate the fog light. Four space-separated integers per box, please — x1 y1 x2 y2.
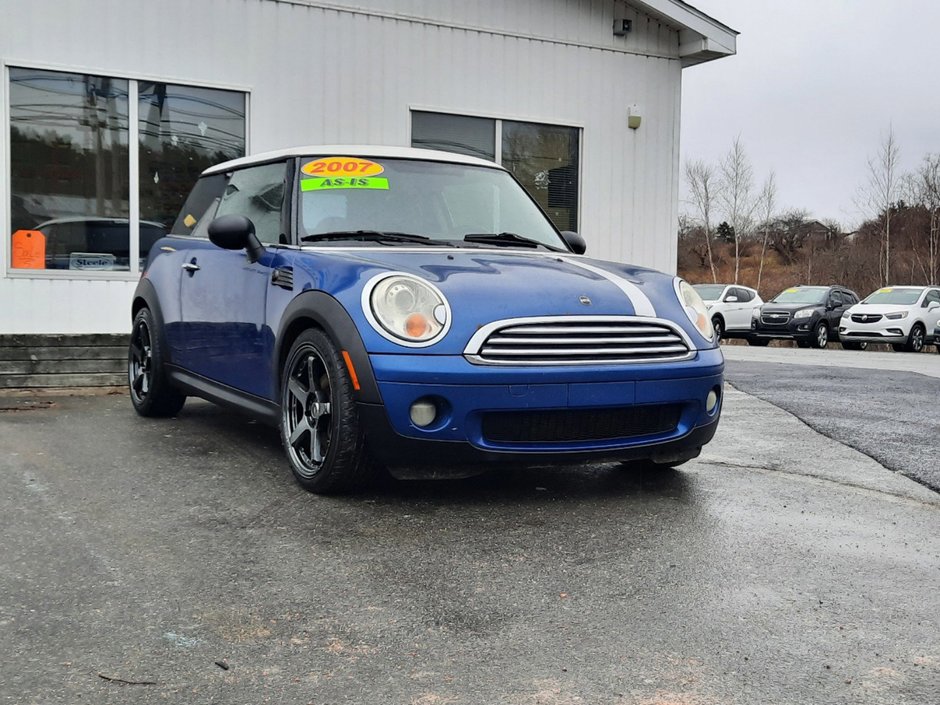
410 399 437 427
706 388 720 414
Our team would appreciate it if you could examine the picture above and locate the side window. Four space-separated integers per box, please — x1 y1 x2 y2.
724 287 740 301
738 288 754 302
829 291 843 307
924 290 940 306
215 162 288 245
171 174 227 237
843 291 857 305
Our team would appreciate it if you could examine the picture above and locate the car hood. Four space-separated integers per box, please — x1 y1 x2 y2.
846 304 914 315
762 302 824 312
290 247 710 354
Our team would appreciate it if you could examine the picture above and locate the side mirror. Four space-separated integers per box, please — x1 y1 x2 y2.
208 215 265 263
559 230 586 255
928 302 940 311
724 296 739 303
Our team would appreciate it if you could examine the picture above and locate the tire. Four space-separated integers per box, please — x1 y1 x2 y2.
747 337 769 347
904 324 926 353
796 339 811 348
280 328 378 494
841 341 868 351
711 316 724 343
128 308 186 417
811 322 829 349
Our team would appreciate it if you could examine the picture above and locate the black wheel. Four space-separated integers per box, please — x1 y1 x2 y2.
280 328 377 494
841 341 868 351
811 322 829 349
796 339 811 348
904 324 926 353
747 337 769 347
128 308 186 417
711 316 724 343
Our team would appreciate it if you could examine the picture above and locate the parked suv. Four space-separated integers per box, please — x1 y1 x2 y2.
839 286 940 352
749 285 859 348
693 284 763 342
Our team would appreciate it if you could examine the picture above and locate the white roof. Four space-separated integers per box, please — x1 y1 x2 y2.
204 145 502 175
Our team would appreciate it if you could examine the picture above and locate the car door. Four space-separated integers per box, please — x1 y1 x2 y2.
178 161 290 399
827 290 846 331
722 287 747 330
923 289 940 330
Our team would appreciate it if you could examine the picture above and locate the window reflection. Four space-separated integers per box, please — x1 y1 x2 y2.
139 82 245 262
10 68 130 270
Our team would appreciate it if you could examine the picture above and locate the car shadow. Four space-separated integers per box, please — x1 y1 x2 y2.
175 401 695 506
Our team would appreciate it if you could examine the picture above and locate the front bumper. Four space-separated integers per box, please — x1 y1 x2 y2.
358 348 724 468
750 317 818 341
838 320 911 344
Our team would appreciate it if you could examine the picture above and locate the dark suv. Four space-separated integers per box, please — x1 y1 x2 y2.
749 285 860 348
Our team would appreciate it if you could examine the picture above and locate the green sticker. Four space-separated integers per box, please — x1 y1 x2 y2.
301 177 389 191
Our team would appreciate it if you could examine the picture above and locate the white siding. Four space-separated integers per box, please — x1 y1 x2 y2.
0 0 685 334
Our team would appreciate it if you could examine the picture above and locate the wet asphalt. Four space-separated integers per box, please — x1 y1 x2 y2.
1 373 938 704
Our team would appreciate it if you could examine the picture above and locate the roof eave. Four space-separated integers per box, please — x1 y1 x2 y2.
629 0 738 67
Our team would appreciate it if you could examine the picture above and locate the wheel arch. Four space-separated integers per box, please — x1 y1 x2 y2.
275 291 381 405
130 278 174 365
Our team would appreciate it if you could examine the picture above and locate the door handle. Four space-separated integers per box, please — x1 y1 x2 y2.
182 261 200 273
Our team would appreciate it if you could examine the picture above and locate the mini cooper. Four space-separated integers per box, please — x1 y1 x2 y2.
128 146 724 493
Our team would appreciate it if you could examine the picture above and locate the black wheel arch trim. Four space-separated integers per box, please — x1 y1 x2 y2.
131 278 174 366
275 291 381 404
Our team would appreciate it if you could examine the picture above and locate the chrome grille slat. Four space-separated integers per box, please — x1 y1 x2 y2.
499 325 668 335
465 316 694 365
480 345 690 357
486 335 680 346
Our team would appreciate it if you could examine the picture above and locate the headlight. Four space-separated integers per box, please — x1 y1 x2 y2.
885 311 908 320
841 311 850 319
793 308 814 319
674 279 714 342
363 273 451 346
751 308 761 319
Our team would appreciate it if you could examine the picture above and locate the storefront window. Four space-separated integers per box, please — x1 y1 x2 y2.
8 67 246 273
412 111 579 232
10 68 130 270
139 82 246 261
502 121 579 233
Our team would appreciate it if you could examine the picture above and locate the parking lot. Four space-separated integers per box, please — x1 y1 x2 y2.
1 348 938 705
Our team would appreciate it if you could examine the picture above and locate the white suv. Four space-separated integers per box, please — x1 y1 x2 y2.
839 286 940 352
693 284 763 342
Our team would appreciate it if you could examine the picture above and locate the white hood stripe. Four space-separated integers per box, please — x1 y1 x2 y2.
560 258 657 317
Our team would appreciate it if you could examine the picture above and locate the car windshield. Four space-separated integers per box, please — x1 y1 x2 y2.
692 284 726 301
770 287 828 304
298 157 565 249
861 288 923 305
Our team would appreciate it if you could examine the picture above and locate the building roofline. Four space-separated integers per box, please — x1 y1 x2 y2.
629 0 738 67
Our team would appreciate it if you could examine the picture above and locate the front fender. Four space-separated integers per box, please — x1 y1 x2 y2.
275 291 381 404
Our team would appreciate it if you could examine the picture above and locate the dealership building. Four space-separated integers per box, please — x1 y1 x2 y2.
0 0 735 340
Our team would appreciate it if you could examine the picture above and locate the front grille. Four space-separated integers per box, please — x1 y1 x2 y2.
465 317 692 365
851 313 882 324
761 311 791 325
482 404 682 443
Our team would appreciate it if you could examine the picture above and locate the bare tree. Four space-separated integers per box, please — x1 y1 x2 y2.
857 127 901 285
718 137 758 283
905 155 940 285
755 171 777 290
684 160 720 283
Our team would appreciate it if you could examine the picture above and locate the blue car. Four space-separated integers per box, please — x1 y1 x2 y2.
129 146 723 492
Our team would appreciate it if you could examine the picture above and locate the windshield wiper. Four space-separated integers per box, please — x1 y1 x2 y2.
463 232 560 251
301 230 446 246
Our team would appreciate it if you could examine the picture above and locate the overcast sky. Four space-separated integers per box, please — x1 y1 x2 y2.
680 0 940 229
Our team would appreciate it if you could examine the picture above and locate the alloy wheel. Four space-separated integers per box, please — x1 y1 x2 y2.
129 318 153 403
284 348 333 477
911 326 924 352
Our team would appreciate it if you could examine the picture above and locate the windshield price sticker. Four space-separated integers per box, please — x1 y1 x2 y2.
302 157 385 177
784 287 799 293
880 287 893 293
301 177 389 191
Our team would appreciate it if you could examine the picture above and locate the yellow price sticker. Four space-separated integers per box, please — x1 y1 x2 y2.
301 157 385 178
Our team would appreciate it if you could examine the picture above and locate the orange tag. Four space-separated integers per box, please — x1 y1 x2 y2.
12 229 46 269
301 157 385 177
